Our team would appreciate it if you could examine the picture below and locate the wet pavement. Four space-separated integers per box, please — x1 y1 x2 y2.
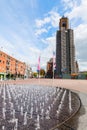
56 91 87 130
66 91 87 130
0 84 81 130
1 78 87 93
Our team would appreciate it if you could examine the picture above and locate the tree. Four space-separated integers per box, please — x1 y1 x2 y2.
40 69 45 77
6 73 11 79
33 72 38 78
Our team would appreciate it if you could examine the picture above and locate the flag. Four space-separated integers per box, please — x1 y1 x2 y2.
37 56 40 72
53 51 56 70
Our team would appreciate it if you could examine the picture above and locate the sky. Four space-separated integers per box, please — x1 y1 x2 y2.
0 0 87 72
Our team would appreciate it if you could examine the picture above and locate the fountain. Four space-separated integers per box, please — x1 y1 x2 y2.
2 126 5 130
30 106 33 119
20 106 23 116
46 108 50 119
24 111 27 125
41 108 44 120
13 109 15 119
35 114 40 130
14 118 18 130
69 91 72 113
0 83 81 130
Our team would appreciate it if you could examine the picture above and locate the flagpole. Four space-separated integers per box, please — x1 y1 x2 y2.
37 56 41 85
52 58 54 87
53 63 54 79
39 69 40 78
53 51 55 79
52 51 55 87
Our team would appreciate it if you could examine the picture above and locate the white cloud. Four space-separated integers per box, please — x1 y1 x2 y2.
35 10 60 37
0 32 41 71
44 36 56 47
35 17 50 28
62 0 81 11
0 36 15 55
66 0 87 22
75 24 87 42
48 11 60 27
79 61 87 71
40 35 56 70
35 11 60 29
35 28 48 36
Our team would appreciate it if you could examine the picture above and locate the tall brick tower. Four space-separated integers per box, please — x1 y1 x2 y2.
56 16 75 77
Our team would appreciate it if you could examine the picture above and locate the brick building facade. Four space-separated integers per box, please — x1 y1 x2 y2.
0 51 26 79
46 58 53 78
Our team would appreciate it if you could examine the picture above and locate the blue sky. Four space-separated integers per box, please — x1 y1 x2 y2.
0 0 87 71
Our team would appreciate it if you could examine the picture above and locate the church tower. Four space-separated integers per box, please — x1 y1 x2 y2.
56 16 76 77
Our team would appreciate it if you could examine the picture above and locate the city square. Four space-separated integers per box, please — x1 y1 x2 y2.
0 0 87 130
0 78 87 130
0 79 84 130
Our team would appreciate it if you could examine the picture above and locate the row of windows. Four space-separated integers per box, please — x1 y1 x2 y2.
0 60 5 64
0 53 6 57
0 59 24 66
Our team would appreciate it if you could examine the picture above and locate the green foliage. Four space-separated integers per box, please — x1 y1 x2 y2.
33 72 38 77
84 72 87 76
6 73 11 79
40 69 45 76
